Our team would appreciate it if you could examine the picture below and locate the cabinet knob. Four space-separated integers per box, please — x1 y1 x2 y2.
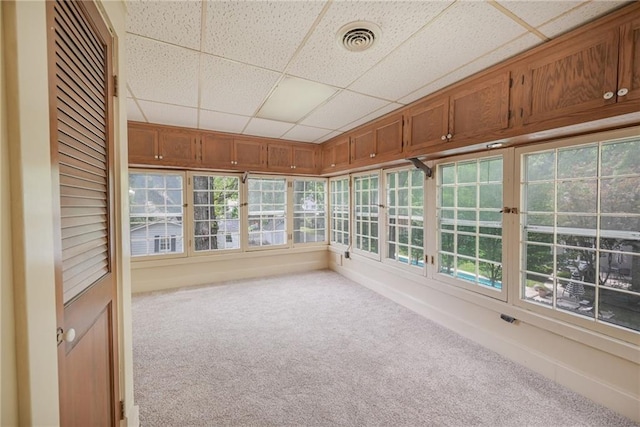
293 165 296 169
158 155 163 159
446 133 452 139
331 163 336 167
154 155 158 159
603 91 614 100
441 135 447 141
290 165 294 169
617 88 629 97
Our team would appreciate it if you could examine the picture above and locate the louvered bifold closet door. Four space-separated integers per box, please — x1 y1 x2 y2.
53 0 110 304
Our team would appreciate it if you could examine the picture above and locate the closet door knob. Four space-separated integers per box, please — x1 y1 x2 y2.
603 91 614 100
617 88 629 97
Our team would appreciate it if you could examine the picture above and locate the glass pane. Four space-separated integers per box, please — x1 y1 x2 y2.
598 289 640 332
525 151 555 182
457 235 476 257
458 186 476 208
525 243 553 275
526 183 554 212
557 145 597 179
557 180 597 213
601 139 640 177
600 177 640 214
458 161 477 183
441 164 455 185
479 184 502 209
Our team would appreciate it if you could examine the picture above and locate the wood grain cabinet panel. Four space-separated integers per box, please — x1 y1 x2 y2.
521 28 619 125
158 131 199 166
128 126 158 164
200 135 233 169
321 137 350 173
618 16 640 102
404 96 449 154
449 71 510 140
292 145 317 174
234 138 265 169
266 143 293 172
350 114 403 165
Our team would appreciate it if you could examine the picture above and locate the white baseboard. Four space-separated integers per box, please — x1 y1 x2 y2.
122 404 139 427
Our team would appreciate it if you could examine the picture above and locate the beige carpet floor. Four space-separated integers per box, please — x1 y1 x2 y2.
133 269 637 426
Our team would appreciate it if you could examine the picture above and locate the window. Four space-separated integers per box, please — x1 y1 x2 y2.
330 178 349 246
353 173 380 256
520 138 640 332
386 169 424 269
129 172 184 257
192 174 240 252
293 179 326 244
247 177 287 248
437 156 503 291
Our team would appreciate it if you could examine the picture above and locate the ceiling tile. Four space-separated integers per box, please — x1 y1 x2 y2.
538 1 630 38
496 1 585 28
349 1 527 102
287 1 453 88
339 102 404 132
126 0 202 50
281 125 333 143
202 1 326 71
127 98 146 122
200 54 281 116
199 110 250 134
243 118 295 139
127 35 199 107
398 33 542 105
300 90 388 130
315 130 342 144
137 100 198 129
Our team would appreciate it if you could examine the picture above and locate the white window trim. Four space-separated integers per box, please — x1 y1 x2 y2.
292 177 329 248
129 168 187 262
329 175 351 250
351 170 382 261
187 171 244 257
382 165 428 276
244 174 291 252
430 149 511 302
511 127 640 344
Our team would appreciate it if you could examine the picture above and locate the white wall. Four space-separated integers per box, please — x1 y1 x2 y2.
132 247 328 294
2 1 135 425
330 250 640 423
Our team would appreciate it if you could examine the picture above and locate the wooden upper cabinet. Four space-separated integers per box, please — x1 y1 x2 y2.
404 95 449 154
322 136 350 172
200 134 233 169
618 16 640 102
292 145 317 174
234 138 264 169
350 114 403 164
128 125 158 164
449 71 510 141
266 143 293 172
158 130 199 166
521 27 619 125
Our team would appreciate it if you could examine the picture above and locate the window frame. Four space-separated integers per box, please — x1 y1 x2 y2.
291 177 328 247
128 169 187 261
352 170 382 260
329 176 351 249
430 149 512 302
383 166 427 274
187 171 243 257
245 174 290 252
512 129 640 343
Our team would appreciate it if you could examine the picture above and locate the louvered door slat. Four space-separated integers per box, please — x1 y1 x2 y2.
55 2 104 76
53 0 110 304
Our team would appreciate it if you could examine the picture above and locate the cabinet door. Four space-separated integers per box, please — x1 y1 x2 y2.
618 17 640 102
333 137 350 168
201 135 233 169
128 126 158 164
234 139 265 169
158 131 198 166
522 28 619 125
350 128 375 164
404 96 449 154
292 145 317 173
374 114 403 159
449 71 510 141
267 143 293 172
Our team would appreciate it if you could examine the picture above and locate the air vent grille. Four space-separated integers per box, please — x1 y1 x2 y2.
337 21 381 52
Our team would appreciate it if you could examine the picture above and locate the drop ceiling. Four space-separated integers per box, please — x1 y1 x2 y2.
126 0 630 144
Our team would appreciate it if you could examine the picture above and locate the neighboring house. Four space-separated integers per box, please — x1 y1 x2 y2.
130 221 184 256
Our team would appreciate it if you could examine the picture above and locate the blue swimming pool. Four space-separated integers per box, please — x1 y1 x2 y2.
449 270 502 290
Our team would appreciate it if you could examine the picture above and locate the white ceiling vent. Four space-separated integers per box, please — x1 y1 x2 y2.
337 21 381 52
